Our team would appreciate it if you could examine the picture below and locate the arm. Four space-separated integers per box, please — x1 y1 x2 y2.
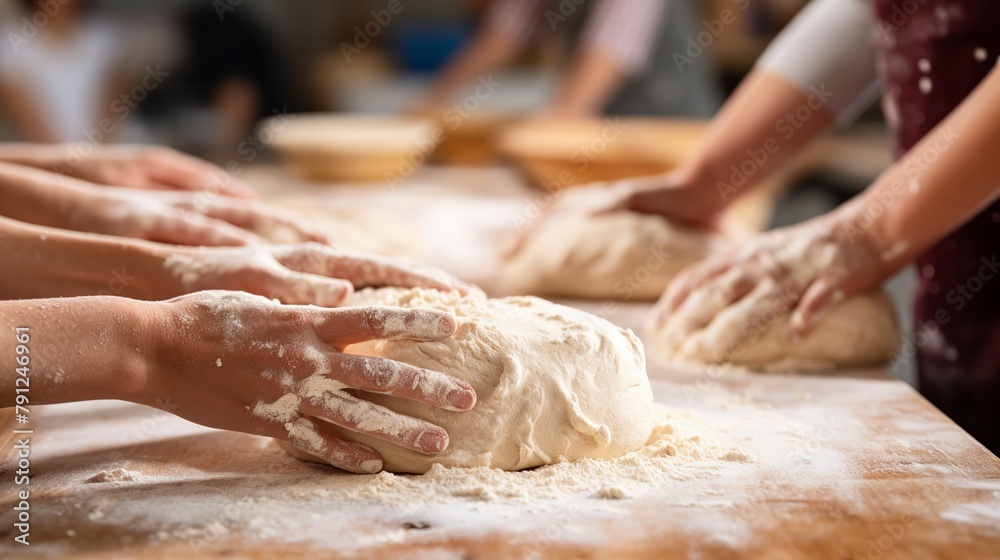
0 143 258 198
0 161 326 246
544 46 630 118
0 293 476 473
602 0 876 227
840 65 1000 275
416 0 536 111
544 0 665 117
654 66 1000 345
0 215 475 303
509 0 878 238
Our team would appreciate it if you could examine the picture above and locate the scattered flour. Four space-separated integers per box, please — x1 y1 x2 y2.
87 468 150 484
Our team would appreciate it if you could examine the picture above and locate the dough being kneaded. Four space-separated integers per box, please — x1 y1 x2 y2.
281 287 655 473
501 212 722 300
647 291 901 371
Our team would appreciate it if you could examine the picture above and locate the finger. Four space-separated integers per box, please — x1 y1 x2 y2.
314 307 457 347
281 416 383 473
275 244 474 294
660 259 734 315
335 354 475 410
693 280 780 356
150 152 259 199
146 211 265 247
174 199 332 244
789 278 842 341
298 389 450 455
262 268 354 307
660 268 755 345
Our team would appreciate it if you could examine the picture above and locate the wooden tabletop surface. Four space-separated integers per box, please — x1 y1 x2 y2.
2 165 997 559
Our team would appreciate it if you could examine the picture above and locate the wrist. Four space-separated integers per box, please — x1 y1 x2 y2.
115 298 173 406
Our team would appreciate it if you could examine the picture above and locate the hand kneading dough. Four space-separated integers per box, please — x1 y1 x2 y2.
501 212 721 300
647 291 901 371
281 287 655 473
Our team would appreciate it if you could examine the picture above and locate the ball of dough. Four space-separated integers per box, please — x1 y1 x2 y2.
501 212 720 300
646 291 901 371
282 288 655 473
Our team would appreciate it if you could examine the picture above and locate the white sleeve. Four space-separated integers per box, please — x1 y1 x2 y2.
756 0 880 125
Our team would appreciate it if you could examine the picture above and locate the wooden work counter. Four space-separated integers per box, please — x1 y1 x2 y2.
1 165 997 559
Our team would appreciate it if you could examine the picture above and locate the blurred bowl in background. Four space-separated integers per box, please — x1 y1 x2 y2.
497 118 707 190
433 111 517 166
262 114 440 183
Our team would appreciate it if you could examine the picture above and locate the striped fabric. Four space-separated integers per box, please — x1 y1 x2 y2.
487 0 667 74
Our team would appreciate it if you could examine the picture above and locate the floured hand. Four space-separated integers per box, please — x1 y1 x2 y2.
84 189 331 247
504 169 723 259
162 242 478 306
651 218 890 345
139 291 476 473
58 145 259 199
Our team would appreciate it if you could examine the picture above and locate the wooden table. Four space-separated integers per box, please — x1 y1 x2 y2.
2 166 997 559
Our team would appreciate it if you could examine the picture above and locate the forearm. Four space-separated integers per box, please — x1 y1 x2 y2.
422 26 520 107
546 47 627 117
0 216 175 300
685 70 835 193
837 67 1000 271
0 295 158 406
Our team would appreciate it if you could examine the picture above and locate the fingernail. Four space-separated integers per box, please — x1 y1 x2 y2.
417 429 448 454
447 387 476 410
360 459 383 474
436 314 457 336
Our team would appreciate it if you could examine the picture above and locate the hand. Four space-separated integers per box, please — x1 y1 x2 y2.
58 145 259 199
139 291 477 473
504 167 728 259
76 188 331 247
160 242 478 306
650 217 890 348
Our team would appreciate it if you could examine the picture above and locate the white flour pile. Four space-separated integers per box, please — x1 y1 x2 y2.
307 405 751 507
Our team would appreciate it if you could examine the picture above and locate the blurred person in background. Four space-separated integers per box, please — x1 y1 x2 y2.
519 0 1000 453
416 0 722 118
142 3 289 158
0 0 127 143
